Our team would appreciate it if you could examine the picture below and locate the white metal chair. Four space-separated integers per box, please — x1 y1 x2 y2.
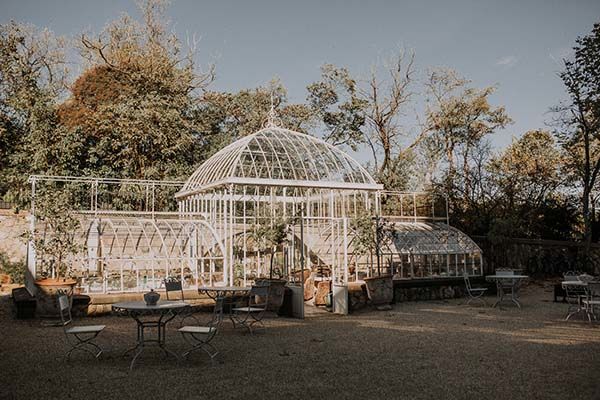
582 282 600 322
464 274 487 306
563 273 587 320
179 296 224 362
231 284 269 334
57 291 105 361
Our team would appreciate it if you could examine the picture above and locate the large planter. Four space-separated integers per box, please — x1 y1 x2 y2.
364 275 394 306
255 278 287 312
291 268 311 283
34 278 77 318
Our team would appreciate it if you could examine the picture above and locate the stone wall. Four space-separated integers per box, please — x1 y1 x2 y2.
0 211 28 263
348 279 470 312
393 284 466 302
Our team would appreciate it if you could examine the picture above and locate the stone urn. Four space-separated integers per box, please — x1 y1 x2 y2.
34 278 77 318
144 288 160 305
255 278 287 312
364 275 394 307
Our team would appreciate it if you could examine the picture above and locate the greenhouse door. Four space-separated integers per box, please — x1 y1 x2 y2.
331 218 349 315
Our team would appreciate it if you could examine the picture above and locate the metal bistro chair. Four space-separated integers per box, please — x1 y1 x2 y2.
163 276 199 326
57 290 105 361
564 273 587 320
582 281 600 322
164 276 185 300
179 296 225 363
464 273 487 306
231 284 269 334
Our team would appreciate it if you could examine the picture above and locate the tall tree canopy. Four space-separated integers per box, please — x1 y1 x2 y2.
57 0 213 180
554 22 600 266
0 1 593 249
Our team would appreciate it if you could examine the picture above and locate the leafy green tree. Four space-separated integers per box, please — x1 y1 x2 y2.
307 52 422 191
488 130 575 240
198 80 314 157
307 64 367 149
0 21 68 204
489 130 563 211
23 190 81 279
425 69 512 188
250 217 289 279
423 69 511 230
58 0 212 181
553 22 600 266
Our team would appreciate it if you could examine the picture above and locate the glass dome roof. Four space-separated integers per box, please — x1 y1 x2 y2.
385 222 482 255
178 127 381 196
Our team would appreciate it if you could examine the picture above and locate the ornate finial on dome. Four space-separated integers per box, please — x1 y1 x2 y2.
265 92 282 128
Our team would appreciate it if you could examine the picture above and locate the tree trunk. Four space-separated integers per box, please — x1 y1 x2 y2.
582 188 592 271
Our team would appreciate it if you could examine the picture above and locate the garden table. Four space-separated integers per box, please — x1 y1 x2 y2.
198 286 251 324
485 274 529 308
112 300 189 370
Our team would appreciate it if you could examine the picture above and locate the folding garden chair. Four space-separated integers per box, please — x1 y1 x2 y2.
582 282 600 322
163 276 198 326
57 290 105 361
231 284 269 334
164 276 185 300
179 296 224 362
464 273 487 306
563 275 587 320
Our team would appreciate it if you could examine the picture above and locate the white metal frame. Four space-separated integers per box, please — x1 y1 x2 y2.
27 127 483 299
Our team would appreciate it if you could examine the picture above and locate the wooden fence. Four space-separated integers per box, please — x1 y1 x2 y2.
473 236 600 276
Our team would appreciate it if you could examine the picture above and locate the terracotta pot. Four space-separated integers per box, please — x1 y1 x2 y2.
34 278 77 318
291 268 311 283
364 275 394 305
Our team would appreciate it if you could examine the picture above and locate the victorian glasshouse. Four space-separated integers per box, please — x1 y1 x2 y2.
26 123 482 313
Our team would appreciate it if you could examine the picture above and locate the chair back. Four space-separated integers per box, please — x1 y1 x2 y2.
57 290 72 327
163 277 184 300
463 273 473 292
588 282 600 298
496 269 514 276
563 273 580 282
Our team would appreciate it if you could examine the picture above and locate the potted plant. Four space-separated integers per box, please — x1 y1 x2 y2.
352 212 394 308
23 191 81 317
250 217 289 311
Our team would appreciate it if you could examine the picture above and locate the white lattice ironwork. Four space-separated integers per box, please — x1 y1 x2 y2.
28 126 482 298
177 127 381 196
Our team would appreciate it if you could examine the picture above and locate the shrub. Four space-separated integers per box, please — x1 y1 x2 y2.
0 252 26 284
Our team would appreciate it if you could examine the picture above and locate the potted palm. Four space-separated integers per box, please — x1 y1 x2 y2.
24 192 81 317
250 217 289 311
352 212 394 308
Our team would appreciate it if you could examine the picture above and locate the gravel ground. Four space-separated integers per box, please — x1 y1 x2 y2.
1 282 599 400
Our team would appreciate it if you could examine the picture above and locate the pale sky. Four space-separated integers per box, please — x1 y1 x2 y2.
1 0 599 154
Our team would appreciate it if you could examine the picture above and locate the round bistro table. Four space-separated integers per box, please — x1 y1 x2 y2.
198 286 251 324
485 275 529 309
112 300 189 370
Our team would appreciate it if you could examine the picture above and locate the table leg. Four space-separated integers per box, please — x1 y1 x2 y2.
125 311 180 370
157 312 180 361
510 288 521 309
493 281 503 308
